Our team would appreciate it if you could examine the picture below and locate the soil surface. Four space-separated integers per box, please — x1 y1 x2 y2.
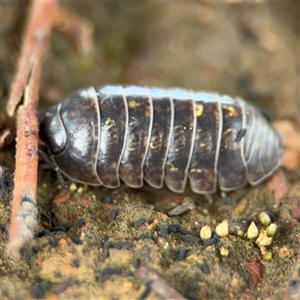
0 2 299 300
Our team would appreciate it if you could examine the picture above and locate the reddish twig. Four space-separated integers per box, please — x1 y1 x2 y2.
136 266 187 300
6 0 56 260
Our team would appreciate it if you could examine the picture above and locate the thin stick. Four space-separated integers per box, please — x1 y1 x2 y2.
136 266 187 300
6 0 56 260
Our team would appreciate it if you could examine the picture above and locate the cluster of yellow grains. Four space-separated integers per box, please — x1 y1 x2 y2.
199 212 278 260
246 212 278 260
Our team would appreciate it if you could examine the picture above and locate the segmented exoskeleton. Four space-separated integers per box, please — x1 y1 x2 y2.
39 85 282 195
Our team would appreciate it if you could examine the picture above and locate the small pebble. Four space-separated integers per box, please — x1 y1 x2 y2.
204 233 219 246
109 208 118 220
104 241 111 250
288 279 297 287
266 223 277 237
199 263 210 274
40 229 51 237
111 240 133 249
101 267 121 277
200 225 212 241
137 233 151 240
103 195 111 203
168 224 180 233
168 197 195 216
178 248 187 260
76 218 85 228
159 223 168 240
157 237 170 250
247 221 259 240
49 238 57 247
52 226 67 232
215 219 229 237
183 235 200 242
30 284 44 299
133 257 140 269
168 226 177 233
259 211 272 226
278 246 293 257
179 228 193 235
41 212 53 224
72 237 83 245
134 218 147 228
71 259 80 268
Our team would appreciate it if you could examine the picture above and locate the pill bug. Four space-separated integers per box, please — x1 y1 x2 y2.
39 85 283 195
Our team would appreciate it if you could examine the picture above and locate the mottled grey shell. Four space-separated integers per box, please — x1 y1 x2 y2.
39 85 283 194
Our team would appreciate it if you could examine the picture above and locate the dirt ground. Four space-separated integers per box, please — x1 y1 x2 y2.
0 2 299 299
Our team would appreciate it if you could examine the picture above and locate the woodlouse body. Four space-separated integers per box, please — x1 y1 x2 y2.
39 85 282 194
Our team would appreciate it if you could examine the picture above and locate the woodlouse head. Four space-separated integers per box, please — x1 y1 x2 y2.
39 104 67 155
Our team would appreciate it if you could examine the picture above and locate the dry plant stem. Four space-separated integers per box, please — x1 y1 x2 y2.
7 0 56 260
136 266 187 300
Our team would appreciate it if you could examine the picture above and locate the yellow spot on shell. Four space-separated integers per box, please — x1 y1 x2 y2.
105 118 115 130
196 104 204 117
190 168 202 173
226 105 237 117
128 100 140 108
170 164 178 171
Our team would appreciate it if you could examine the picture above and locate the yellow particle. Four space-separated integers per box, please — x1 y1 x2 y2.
247 221 259 240
196 104 204 117
77 186 83 194
237 230 244 238
58 239 67 247
257 236 272 247
128 100 140 108
231 278 238 287
202 209 209 215
262 251 272 261
258 211 272 226
190 168 202 173
69 183 77 192
123 281 133 290
255 231 272 246
220 247 229 257
225 105 237 117
215 219 229 237
200 225 212 240
44 291 59 300
266 223 277 237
